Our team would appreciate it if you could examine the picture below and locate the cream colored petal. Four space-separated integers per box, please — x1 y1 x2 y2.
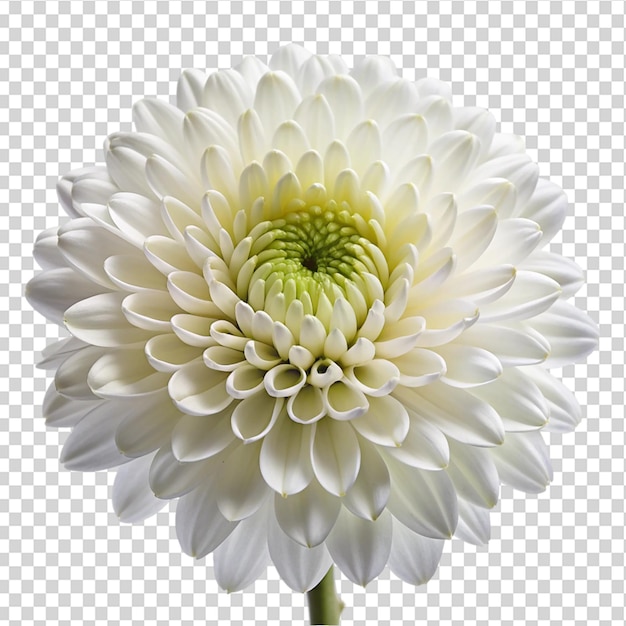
435 344 503 389
146 333 204 372
264 364 307 398
216 441 271 521
42 383 101 428
170 408 235 463
145 153 203 209
448 205 498 271
296 54 341 97
392 348 446 387
429 130 481 193
345 359 400 397
350 395 409 447
326 507 392 586
287 384 326 425
55 345 108 400
64 292 155 347
413 299 477 348
259 414 314 496
254 70 301 135
394 383 504 447
442 265 515 306
382 114 428 171
518 178 568 245
121 290 182 332
323 379 369 421
374 316 425 358
169 360 233 415
457 177 517 218
388 518 445 585
144 235 199 274
171 313 215 347
226 364 265 399
294 94 336 153
112 452 167 523
88 348 170 398
384 454 457 539
311 418 361 496
231 393 283 443
446 438 500 509
166 271 220 317
317 75 364 140
200 145 239 205
104 254 167 291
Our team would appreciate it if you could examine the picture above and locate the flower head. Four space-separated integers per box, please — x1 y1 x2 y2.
27 44 598 591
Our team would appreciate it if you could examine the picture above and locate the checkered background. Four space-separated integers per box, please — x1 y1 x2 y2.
2 0 623 624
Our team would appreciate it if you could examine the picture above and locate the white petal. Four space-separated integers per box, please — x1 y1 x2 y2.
149 443 217 499
388 518 444 585
350 395 409 447
392 348 446 387
294 94 335 153
287 384 326 424
311 419 361 497
268 514 333 592
366 79 420 129
171 314 215 347
60 401 133 470
145 154 203 208
477 217 542 267
167 271 222 317
448 205 497 271
430 130 481 192
457 177 517 218
260 415 314 496
216 441 271 521
326 507 392 586
88 349 170 398
176 68 207 111
176 478 238 559
446 438 500 509
435 344 503 388
317 75 364 140
57 165 114 217
351 55 398 96
238 109 269 163
133 97 185 146
342 440 390 521
383 412 450 470
384 455 458 539
455 498 491 545
114 390 181 457
346 120 382 175
524 366 582 433
64 292 155 347
264 364 307 397
528 301 598 367
519 178 567 245
231 393 283 443
456 322 550 366
453 107 496 159
33 227 65 270
112 453 167 523
236 55 270 88
415 76 452 100
168 361 233 416
296 54 341 97
104 254 167 291
479 271 561 323
213 505 270 592
471 368 549 432
443 265 516 306
254 70 301 134
170 408 235 462
105 144 156 198
203 68 254 126
107 192 169 247
490 431 553 494
345 359 400 397
323 379 369 421
57 218 136 287
274 480 341 548
122 290 182 331
382 114 428 171
26 267 106 326
55 345 108 400
395 383 504 447
43 384 101 428
146 332 204 373
269 43 313 77
520 251 584 298
38 336 86 370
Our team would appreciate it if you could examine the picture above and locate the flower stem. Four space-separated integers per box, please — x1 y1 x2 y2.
306 566 344 625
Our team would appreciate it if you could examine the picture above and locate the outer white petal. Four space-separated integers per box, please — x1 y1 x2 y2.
384 454 458 539
435 344 503 388
88 349 170 398
342 439 390 521
454 498 491 545
446 438 500 509
520 251 584 298
114 389 181 457
350 55 398 96
42 383 101 428
383 413 450 470
133 97 185 146
57 165 114 217
389 518 445 585
269 43 313 78
55 345 108 400
149 444 218 499
274 480 341 548
112 452 167 523
259 414 314 496
317 75 364 140
326 508 392 586
26 267 106 326
311 419 361 497
528 301 599 367
524 366 582 433
254 70 301 135
38 336 86 370
64 292 155 347
60 401 132 471
518 178 567 245
350 395 409 447
168 361 233 416
33 227 65 270
471 368 549 432
490 431 553 494
216 441 271 521
170 409 235 462
176 477 238 559
395 383 505 447
392 348 447 387
268 514 333 592
203 68 254 126
213 504 271 592
176 68 207 111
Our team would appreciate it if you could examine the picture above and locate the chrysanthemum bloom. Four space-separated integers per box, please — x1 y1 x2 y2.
27 44 597 598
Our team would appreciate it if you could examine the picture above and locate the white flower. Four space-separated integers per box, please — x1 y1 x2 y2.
27 44 597 592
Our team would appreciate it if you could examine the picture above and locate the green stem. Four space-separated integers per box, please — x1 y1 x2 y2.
306 566 344 625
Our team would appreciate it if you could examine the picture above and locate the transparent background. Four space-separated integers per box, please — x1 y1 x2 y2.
2 1 624 624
